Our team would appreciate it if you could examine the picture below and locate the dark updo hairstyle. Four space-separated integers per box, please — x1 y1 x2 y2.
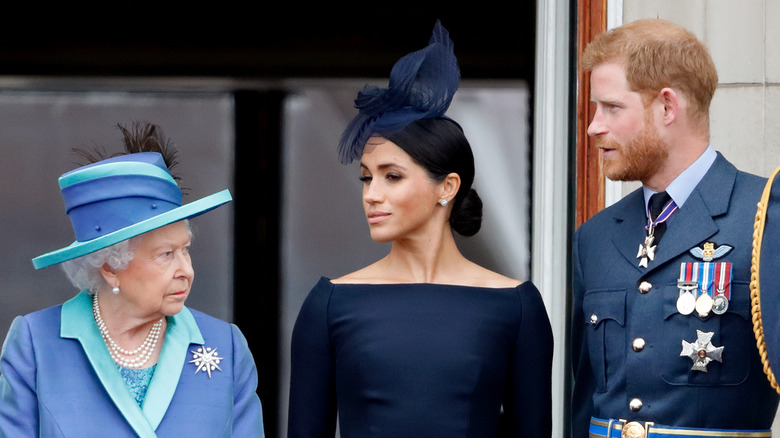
385 117 483 237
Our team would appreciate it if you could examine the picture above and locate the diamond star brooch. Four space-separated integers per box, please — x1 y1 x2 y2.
189 345 223 378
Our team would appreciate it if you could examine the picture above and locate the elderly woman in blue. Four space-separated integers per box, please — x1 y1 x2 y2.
0 122 264 437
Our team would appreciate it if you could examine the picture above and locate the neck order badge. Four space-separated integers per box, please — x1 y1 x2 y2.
637 192 678 268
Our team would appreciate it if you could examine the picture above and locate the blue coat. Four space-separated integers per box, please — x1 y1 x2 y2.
0 291 264 437
571 153 780 435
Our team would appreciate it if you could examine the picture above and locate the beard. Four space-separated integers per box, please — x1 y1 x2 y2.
598 117 669 182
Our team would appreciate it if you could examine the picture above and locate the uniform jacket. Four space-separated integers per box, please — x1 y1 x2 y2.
571 153 780 436
0 291 264 437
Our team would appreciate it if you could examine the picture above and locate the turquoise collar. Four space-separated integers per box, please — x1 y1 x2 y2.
61 291 204 437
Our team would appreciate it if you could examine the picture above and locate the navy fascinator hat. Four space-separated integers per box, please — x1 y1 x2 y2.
337 20 461 164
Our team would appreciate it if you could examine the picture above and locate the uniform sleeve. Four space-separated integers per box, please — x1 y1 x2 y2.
570 228 595 437
287 280 337 438
230 323 265 437
502 282 553 437
0 316 40 437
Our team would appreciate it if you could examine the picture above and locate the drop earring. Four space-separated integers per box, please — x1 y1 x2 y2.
112 286 120 295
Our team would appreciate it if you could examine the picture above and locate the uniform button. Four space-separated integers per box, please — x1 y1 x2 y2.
589 314 598 325
632 338 645 352
629 398 643 412
638 281 652 294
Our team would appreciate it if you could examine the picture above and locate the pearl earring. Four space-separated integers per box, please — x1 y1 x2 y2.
112 286 120 295
439 199 449 206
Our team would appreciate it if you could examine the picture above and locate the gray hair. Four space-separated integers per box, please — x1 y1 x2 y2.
60 238 138 294
59 219 192 294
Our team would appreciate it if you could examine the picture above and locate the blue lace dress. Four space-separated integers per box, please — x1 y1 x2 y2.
117 365 157 407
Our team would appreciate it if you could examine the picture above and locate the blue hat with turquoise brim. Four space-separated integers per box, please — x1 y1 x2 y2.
32 151 231 270
752 165 780 394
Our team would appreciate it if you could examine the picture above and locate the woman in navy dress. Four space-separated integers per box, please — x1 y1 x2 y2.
288 21 553 438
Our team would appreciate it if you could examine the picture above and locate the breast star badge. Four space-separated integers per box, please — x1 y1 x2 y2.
189 345 223 378
680 330 723 372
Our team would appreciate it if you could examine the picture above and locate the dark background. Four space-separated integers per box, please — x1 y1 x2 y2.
0 6 535 80
0 5 536 436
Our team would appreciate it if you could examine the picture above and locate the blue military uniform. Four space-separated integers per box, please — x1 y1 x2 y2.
571 151 780 437
752 165 780 397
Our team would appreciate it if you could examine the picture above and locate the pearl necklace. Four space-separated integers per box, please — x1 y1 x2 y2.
92 293 164 369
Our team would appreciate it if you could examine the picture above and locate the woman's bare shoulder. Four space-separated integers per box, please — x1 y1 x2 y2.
332 262 390 284
332 259 522 288
460 262 522 288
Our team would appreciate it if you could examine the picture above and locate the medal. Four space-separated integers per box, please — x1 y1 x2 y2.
695 262 714 317
711 262 732 315
677 263 697 315
695 293 713 317
712 295 728 314
676 289 696 315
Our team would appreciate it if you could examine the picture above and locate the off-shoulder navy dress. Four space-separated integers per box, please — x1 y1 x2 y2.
288 277 553 438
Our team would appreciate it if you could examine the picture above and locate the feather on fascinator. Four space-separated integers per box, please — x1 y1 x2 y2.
337 20 461 164
74 121 182 183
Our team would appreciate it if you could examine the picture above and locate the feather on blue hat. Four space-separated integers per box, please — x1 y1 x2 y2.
338 20 460 164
